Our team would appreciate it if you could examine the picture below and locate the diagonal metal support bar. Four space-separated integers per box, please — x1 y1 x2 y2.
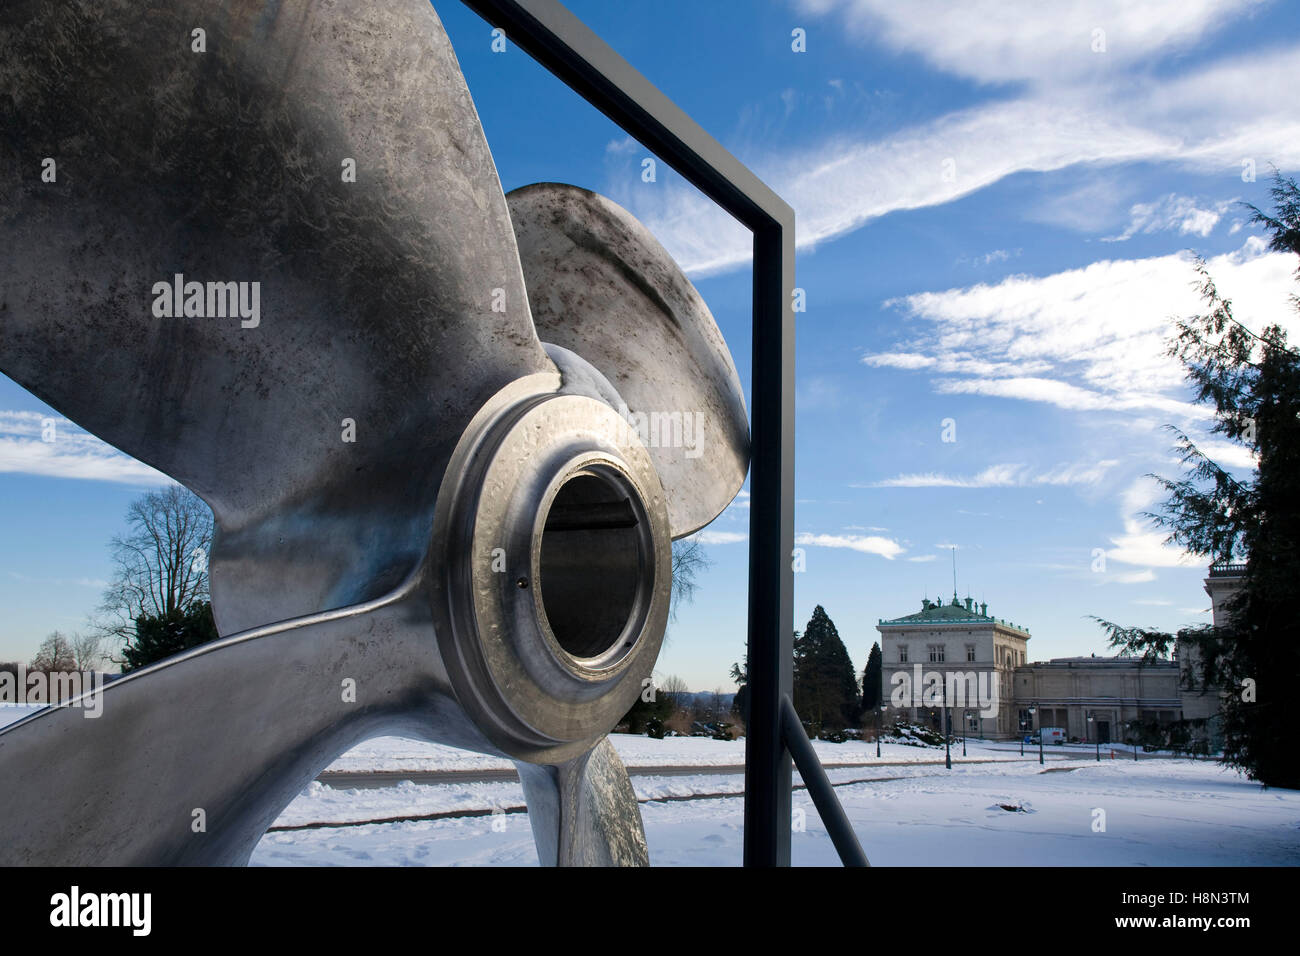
781 695 870 867
459 0 805 866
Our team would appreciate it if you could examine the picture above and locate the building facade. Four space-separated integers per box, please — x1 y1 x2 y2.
876 595 1031 738
876 566 1238 744
1011 656 1180 744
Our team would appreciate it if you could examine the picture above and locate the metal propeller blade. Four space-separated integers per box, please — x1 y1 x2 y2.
0 0 745 867
516 738 649 866
508 183 751 537
0 0 554 634
0 581 470 866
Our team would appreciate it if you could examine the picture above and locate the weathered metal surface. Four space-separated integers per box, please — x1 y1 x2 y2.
0 0 746 867
509 183 751 538
0 0 554 634
517 737 649 866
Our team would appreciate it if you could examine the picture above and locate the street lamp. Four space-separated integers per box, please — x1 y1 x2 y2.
876 703 887 759
1028 704 1042 765
1088 712 1099 762
962 710 970 757
1019 712 1025 756
942 677 951 770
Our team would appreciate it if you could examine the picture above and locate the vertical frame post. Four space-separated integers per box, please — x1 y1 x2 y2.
743 223 795 866
459 0 798 865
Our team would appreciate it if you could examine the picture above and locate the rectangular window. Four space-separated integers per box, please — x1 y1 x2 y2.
928 644 944 663
966 645 976 662
899 645 908 663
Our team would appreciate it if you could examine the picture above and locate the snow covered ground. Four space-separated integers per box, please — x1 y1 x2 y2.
6 705 1294 866
254 734 1300 867
322 731 1027 773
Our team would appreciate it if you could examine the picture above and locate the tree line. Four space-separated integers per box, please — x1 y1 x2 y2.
9 483 218 679
730 604 883 740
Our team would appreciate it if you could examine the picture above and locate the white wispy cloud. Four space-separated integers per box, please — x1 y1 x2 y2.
613 8 1299 276
1103 194 1237 241
0 411 167 485
934 377 1204 417
605 136 638 155
962 248 1018 266
872 242 1298 420
692 530 748 545
6 570 107 589
794 531 904 559
1105 477 1198 568
1195 440 1258 471
795 0 1265 86
1113 569 1158 584
868 460 1117 488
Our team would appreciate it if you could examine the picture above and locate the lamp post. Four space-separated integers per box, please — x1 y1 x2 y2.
1019 712 1025 756
876 703 886 759
943 677 951 770
962 710 970 757
1028 704 1041 765
1088 712 1099 762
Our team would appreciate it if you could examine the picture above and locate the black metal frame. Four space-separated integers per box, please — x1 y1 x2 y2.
459 0 866 866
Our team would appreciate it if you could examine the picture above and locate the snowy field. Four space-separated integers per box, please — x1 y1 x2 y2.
5 705 1296 866
321 730 1028 773
251 736 1300 866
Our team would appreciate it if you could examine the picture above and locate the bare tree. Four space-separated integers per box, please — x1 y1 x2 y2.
29 632 75 672
658 673 690 711
97 484 213 643
70 632 105 671
670 538 710 617
658 674 694 736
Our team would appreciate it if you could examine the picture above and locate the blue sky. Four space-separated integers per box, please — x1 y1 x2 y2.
3 0 1298 690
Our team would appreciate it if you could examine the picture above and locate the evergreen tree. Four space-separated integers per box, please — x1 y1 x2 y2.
793 606 861 736
861 641 883 712
1095 172 1300 789
729 653 749 721
120 601 219 673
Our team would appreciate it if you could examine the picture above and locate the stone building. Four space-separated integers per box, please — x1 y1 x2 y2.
1176 563 1242 748
875 565 1239 744
876 594 1030 738
1011 655 1180 744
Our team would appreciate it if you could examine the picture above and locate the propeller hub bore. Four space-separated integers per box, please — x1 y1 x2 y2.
430 378 672 764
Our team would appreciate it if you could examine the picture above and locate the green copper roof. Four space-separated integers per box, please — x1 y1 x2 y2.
877 594 1028 632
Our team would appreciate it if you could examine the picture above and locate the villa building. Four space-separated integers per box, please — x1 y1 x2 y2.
875 565 1239 745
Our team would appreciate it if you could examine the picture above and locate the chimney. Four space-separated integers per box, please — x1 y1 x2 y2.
980 602 987 616
964 597 973 612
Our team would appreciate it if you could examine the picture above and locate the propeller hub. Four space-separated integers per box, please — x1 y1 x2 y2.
429 376 672 764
